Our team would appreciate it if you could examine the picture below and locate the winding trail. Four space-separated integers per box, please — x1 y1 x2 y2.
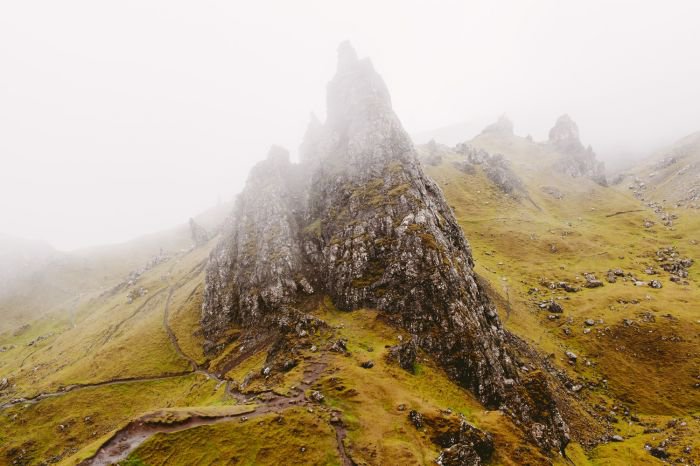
1 285 198 411
80 286 353 465
162 286 200 372
1 283 217 411
82 358 353 466
4 281 354 465
0 372 193 410
605 209 645 217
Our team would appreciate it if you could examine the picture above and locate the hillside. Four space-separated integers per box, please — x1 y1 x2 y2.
1 48 699 466
0 201 232 333
612 131 700 209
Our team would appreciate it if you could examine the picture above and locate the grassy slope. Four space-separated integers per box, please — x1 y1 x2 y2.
2 136 700 465
0 240 229 465
615 131 700 206
0 200 232 334
126 302 554 466
131 408 341 466
424 133 700 464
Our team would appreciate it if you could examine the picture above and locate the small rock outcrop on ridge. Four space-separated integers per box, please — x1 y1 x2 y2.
188 218 209 247
454 144 526 197
548 114 607 185
480 114 514 137
202 42 570 453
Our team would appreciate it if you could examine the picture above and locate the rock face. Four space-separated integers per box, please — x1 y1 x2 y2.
201 145 313 338
202 42 569 452
549 115 607 185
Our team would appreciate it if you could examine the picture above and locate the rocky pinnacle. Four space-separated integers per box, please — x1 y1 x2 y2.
202 42 570 453
549 114 607 185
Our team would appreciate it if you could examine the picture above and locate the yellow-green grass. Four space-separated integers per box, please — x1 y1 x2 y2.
166 262 209 366
3 134 700 465
424 138 700 464
138 404 256 426
0 244 214 401
1 373 227 466
126 408 341 466
313 302 553 466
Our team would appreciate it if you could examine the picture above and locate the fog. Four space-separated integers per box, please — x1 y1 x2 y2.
1 0 699 250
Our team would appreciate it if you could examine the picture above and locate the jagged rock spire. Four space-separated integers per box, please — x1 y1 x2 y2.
549 114 583 152
336 40 359 71
188 218 209 247
325 42 397 158
202 43 570 453
202 145 312 339
548 114 607 185
299 113 324 165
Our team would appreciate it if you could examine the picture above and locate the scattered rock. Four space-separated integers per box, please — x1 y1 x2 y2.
282 360 298 371
436 442 484 466
310 391 325 403
539 299 563 313
329 339 348 353
648 446 669 459
409 410 424 429
386 338 417 373
126 286 148 304
583 273 604 288
360 360 374 369
451 161 476 175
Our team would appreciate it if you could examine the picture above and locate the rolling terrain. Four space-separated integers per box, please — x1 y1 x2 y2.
1 51 699 465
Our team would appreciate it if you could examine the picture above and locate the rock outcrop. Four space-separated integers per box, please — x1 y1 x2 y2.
418 139 451 166
201 146 313 338
455 144 526 196
188 218 209 247
202 42 570 453
480 114 514 137
548 114 607 185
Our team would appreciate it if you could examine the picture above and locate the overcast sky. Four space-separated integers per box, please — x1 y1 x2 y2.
1 1 699 250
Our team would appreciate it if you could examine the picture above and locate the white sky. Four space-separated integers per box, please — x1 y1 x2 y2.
1 0 699 250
